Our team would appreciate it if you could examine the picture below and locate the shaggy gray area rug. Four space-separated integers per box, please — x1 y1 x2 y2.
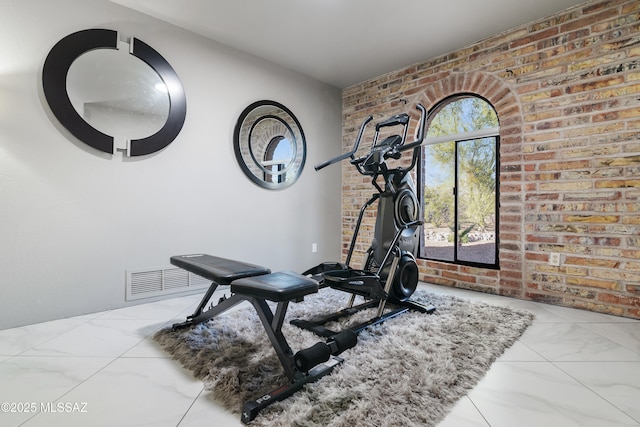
154 288 534 426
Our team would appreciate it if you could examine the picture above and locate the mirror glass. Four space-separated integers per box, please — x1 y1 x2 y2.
234 101 306 189
67 48 170 141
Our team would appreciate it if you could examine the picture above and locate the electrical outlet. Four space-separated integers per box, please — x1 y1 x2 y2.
549 252 561 266
312 243 317 253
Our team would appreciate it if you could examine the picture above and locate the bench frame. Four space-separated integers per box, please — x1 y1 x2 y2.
168 254 351 424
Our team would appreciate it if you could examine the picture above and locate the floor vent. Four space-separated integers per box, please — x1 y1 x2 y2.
126 266 210 301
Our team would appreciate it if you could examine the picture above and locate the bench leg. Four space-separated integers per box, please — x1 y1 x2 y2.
240 356 342 424
172 290 242 330
248 298 298 381
174 290 300 381
241 298 356 424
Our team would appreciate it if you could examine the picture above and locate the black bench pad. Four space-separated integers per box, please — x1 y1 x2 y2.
231 271 318 302
170 254 270 285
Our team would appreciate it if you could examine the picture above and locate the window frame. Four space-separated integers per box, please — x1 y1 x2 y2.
418 95 500 270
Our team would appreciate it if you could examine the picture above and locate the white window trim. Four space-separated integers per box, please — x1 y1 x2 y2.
424 126 500 146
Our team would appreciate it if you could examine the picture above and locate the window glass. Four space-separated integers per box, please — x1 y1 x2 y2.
427 96 498 137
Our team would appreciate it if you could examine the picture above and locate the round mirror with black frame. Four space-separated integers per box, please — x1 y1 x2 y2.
234 100 306 190
42 28 186 157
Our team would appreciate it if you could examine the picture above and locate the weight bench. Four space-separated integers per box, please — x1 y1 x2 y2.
169 254 357 424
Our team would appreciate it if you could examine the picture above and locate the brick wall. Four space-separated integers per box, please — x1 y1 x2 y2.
341 0 640 318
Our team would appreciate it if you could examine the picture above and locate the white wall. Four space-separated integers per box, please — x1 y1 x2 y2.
0 0 343 328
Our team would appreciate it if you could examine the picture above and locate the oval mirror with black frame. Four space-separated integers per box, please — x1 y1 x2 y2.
234 100 306 190
42 28 186 157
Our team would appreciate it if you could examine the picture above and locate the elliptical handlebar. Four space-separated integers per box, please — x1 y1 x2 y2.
314 103 427 173
397 103 427 153
314 115 374 171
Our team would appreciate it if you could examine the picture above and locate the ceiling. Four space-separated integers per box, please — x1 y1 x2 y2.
111 0 587 88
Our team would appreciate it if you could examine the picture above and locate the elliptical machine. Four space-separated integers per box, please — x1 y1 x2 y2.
292 104 435 337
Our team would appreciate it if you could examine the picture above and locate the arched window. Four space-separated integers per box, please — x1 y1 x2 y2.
263 136 291 184
420 95 499 268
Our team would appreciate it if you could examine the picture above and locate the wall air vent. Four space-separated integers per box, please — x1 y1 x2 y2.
126 266 210 301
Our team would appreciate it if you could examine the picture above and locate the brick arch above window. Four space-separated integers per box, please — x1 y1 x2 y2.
415 72 522 135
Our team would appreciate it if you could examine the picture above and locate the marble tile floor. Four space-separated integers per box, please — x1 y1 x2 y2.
1 283 639 427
